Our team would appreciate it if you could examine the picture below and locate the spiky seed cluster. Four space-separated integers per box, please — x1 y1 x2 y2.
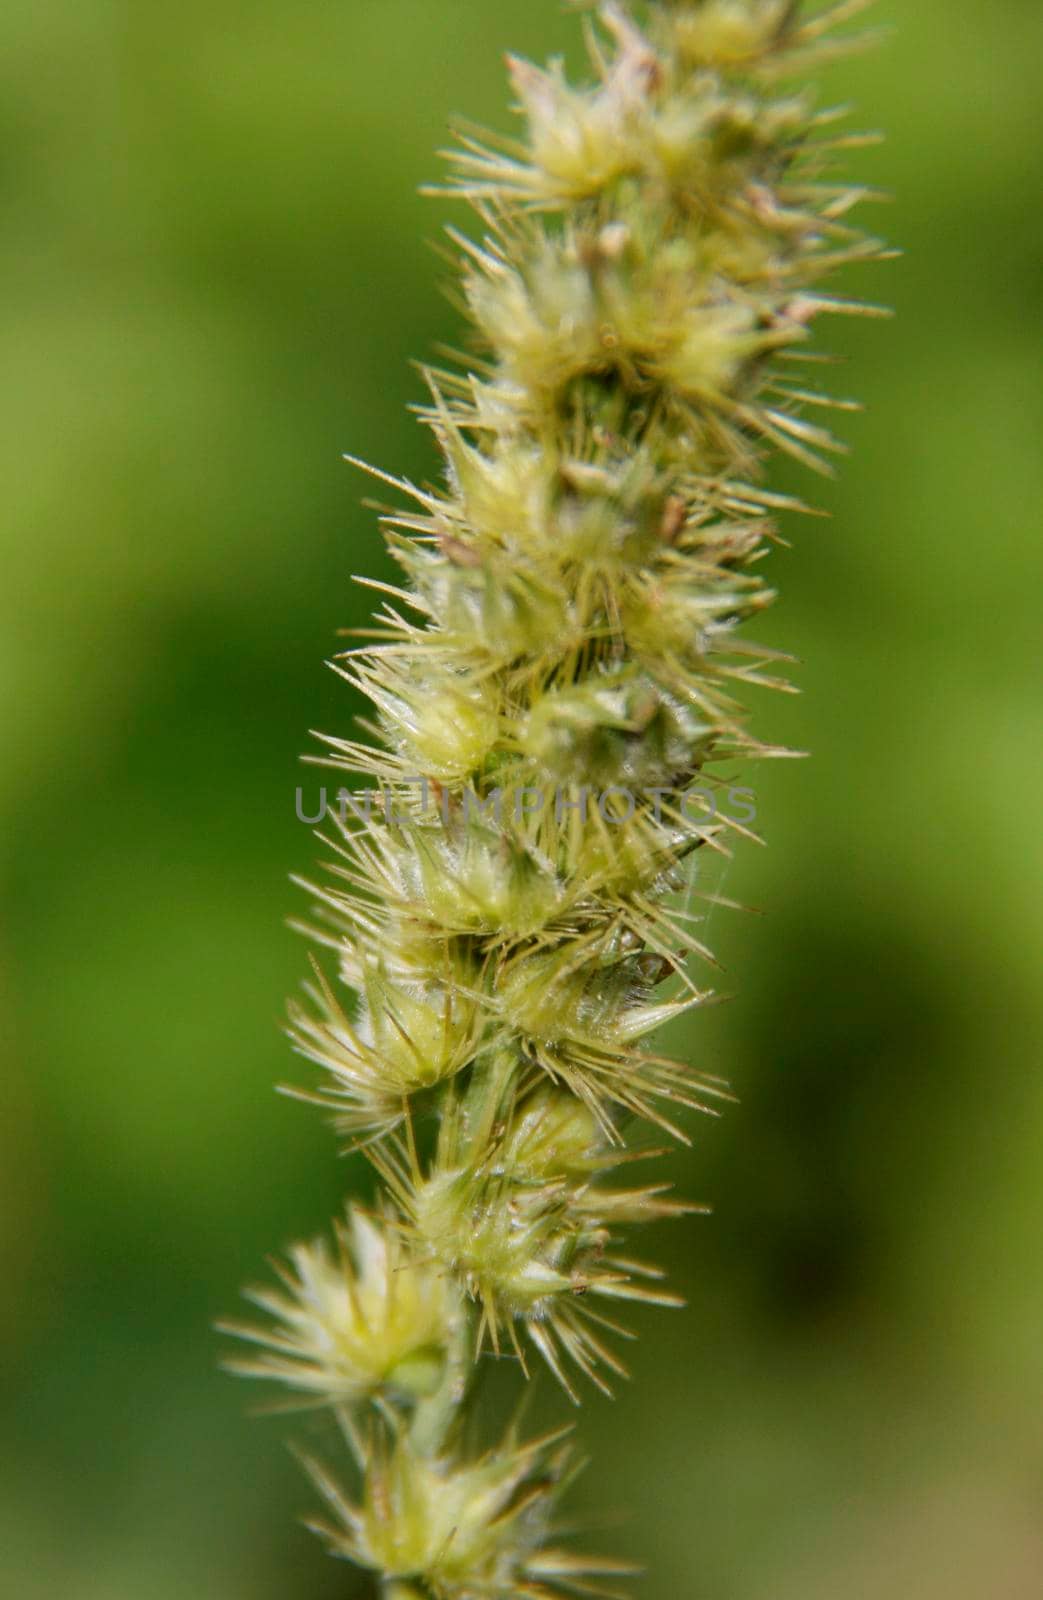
227 3 888 1592
306 1419 635 1600
221 1206 464 1408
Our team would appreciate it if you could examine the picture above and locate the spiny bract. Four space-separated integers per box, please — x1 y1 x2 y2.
221 1205 465 1409
227 1 889 1591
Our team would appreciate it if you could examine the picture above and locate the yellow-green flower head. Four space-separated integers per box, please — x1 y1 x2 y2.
375 1073 690 1398
665 0 798 69
222 1208 460 1407
409 822 565 942
516 668 713 790
496 943 715 1135
353 656 501 782
306 1424 634 1599
286 955 485 1140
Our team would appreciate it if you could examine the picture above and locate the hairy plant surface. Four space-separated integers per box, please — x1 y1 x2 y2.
225 3 889 1593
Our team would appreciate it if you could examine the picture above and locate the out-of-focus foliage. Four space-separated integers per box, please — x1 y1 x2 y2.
0 2 1039 1597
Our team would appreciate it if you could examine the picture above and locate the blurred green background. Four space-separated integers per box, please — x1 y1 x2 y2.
2 1 1041 1595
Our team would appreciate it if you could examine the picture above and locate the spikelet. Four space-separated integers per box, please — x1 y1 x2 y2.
371 1061 698 1399
227 2 889 1590
304 1417 636 1599
220 1206 465 1409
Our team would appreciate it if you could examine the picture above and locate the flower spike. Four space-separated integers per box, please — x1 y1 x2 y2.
227 2 890 1591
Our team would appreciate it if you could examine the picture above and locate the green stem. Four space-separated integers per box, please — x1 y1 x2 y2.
407 1304 472 1458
